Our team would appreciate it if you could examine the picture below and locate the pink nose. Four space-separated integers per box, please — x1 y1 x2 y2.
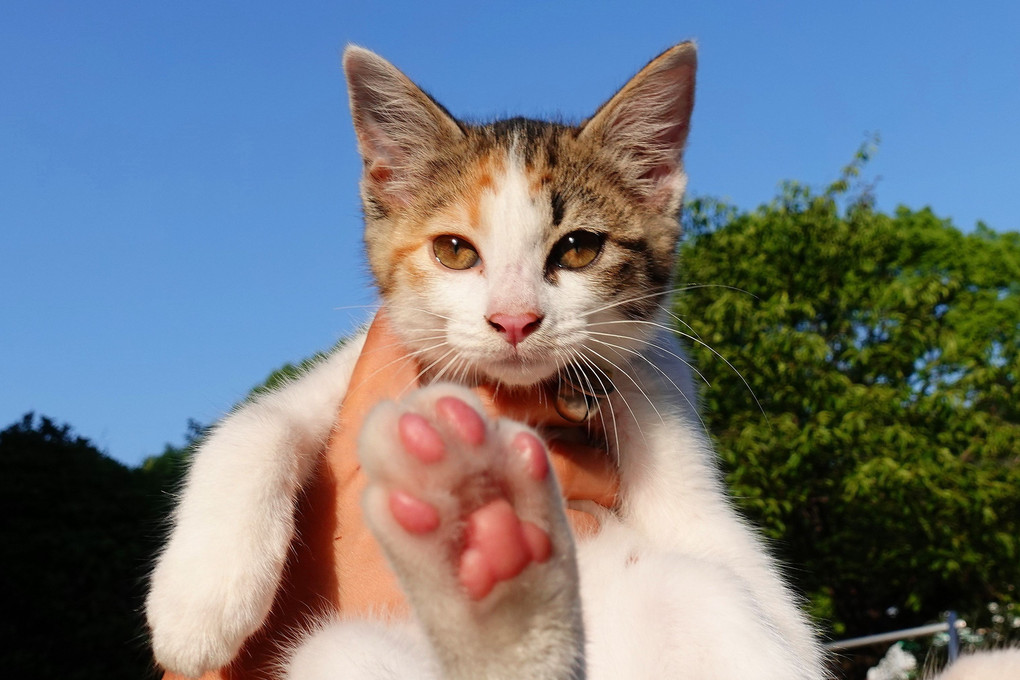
487 312 543 347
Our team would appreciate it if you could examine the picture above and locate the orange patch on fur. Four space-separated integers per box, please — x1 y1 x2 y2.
458 153 506 231
389 239 425 272
528 170 553 195
465 183 483 228
398 259 432 288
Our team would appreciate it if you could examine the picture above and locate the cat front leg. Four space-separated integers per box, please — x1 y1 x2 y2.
146 336 364 677
359 383 586 680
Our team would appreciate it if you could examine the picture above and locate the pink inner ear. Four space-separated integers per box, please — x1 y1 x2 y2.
369 162 392 184
359 118 414 206
640 119 688 184
581 47 695 211
360 120 403 175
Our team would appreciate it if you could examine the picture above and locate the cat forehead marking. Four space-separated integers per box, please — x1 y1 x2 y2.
474 156 549 246
459 151 506 230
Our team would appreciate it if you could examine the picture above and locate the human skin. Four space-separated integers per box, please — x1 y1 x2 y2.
161 311 619 679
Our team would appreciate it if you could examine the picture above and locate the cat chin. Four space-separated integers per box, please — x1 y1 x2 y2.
412 351 558 388
479 360 559 387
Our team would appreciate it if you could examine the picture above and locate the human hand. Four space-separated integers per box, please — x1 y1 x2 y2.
163 308 618 679
322 308 619 615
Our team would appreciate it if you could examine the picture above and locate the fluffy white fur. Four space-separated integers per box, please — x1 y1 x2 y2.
147 328 824 679
930 648 1020 679
146 335 365 674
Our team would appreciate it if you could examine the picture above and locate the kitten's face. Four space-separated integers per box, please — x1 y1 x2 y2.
344 45 696 388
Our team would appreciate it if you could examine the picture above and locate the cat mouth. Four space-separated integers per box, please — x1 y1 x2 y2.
483 353 560 386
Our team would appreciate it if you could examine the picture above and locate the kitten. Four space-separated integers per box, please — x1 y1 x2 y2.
146 43 827 679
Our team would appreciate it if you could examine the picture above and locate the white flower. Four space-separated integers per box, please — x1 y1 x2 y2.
867 643 918 680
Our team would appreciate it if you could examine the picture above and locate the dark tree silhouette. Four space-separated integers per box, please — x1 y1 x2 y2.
0 413 172 679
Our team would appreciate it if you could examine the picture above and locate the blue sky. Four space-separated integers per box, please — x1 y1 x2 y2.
3 1 1018 467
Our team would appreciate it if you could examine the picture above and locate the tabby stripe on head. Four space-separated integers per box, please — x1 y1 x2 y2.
551 191 566 226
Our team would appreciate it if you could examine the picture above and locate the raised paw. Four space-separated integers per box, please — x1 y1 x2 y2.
358 385 584 679
358 384 584 675
386 399 554 599
359 387 571 603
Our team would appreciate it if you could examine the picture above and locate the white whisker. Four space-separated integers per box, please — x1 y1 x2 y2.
563 347 622 461
587 337 710 437
656 302 705 345
577 346 658 449
580 287 672 318
411 309 457 323
595 318 767 420
586 316 766 420
579 283 755 320
429 346 472 386
330 303 381 313
584 329 710 387
343 340 449 396
405 346 459 394
671 282 758 299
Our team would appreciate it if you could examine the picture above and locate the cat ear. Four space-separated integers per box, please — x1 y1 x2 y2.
343 46 464 207
580 42 697 213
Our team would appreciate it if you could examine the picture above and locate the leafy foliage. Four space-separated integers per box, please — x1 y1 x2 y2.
246 339 346 401
675 158 1020 652
138 418 205 488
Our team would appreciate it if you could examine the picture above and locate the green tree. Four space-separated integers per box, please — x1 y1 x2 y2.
675 158 1020 666
138 417 205 490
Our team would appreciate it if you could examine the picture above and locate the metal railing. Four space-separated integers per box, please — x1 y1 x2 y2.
824 611 961 662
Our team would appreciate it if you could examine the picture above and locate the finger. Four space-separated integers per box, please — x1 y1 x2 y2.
565 508 603 539
344 309 422 406
330 308 422 479
548 439 619 509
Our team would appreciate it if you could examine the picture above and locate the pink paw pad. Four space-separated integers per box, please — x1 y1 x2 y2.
512 431 549 480
398 413 446 463
458 499 552 600
435 396 486 446
388 490 440 534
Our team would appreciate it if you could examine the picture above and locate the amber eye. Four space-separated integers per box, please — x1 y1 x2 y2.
550 230 604 270
433 235 480 270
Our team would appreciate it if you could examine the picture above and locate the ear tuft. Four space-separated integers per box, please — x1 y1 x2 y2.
581 42 697 213
343 46 463 207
